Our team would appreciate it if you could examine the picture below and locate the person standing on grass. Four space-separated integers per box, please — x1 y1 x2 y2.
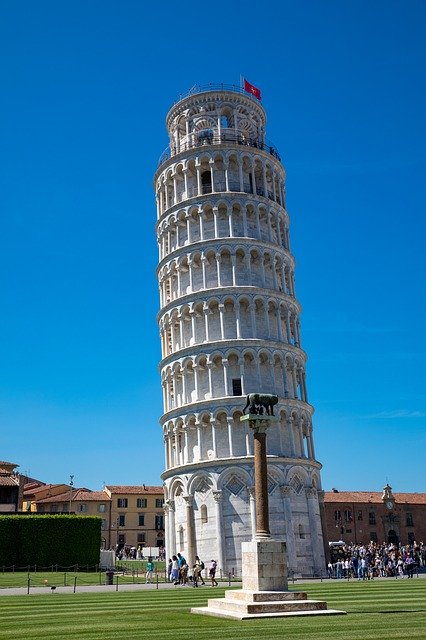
177 552 188 585
167 558 173 582
171 555 180 584
193 556 205 587
209 559 218 586
146 558 155 583
405 554 415 579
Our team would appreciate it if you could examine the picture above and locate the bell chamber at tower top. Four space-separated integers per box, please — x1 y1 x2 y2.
154 87 285 221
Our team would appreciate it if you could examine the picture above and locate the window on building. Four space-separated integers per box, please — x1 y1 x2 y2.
118 514 125 527
408 532 415 544
220 115 229 129
298 524 305 539
101 519 106 530
98 504 106 513
137 533 145 544
137 498 147 508
62 504 69 513
200 504 208 524
50 504 58 513
38 505 45 513
370 532 378 542
155 515 164 530
138 514 145 526
232 378 242 396
155 499 164 508
368 511 376 525
334 510 341 522
344 509 352 523
406 512 414 527
117 498 128 508
179 525 184 548
118 534 125 544
357 510 363 521
78 504 87 513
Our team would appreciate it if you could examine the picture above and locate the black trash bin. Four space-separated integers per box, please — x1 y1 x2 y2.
105 571 114 585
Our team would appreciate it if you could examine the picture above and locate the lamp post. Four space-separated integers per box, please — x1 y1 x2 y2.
69 475 74 513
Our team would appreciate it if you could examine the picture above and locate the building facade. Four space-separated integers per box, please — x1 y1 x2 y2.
0 461 25 513
104 485 165 551
25 483 164 550
324 485 426 546
154 84 327 575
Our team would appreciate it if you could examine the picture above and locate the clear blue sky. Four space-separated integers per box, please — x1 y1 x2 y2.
0 1 425 493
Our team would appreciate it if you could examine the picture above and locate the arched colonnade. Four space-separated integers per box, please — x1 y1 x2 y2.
160 348 308 414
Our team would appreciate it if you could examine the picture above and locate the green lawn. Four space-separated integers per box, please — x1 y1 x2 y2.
0 579 425 639
0 564 169 589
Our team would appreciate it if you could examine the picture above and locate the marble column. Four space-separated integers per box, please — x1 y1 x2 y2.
281 486 296 572
306 488 324 574
213 490 225 572
167 499 176 557
183 495 196 568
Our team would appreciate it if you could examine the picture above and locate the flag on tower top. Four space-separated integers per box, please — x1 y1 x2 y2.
243 78 262 100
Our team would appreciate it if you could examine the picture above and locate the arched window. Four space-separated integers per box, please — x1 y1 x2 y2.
200 504 208 523
298 524 305 539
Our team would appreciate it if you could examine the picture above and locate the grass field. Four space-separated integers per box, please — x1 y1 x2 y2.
0 563 169 589
0 579 425 639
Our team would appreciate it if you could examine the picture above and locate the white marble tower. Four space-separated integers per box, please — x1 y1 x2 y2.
154 84 327 575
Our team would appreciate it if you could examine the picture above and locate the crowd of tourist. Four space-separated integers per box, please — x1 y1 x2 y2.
167 553 218 587
328 540 425 579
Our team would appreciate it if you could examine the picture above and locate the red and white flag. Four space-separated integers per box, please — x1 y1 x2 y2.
243 78 261 100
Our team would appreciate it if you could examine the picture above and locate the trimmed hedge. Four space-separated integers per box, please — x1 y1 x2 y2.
0 515 101 566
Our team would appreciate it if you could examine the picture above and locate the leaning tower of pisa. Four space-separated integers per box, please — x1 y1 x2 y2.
154 84 327 576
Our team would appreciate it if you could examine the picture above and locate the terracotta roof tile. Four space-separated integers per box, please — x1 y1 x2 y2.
25 483 70 496
0 477 19 486
105 485 163 495
324 491 426 505
36 489 110 504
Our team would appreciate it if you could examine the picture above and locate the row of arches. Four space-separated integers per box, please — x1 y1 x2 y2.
165 460 325 575
155 150 285 218
159 295 301 357
164 464 321 501
160 349 308 414
163 461 324 574
158 245 296 308
167 96 265 156
162 407 315 469
156 199 290 261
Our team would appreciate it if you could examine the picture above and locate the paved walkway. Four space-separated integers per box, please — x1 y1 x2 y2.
0 581 223 597
0 572 423 597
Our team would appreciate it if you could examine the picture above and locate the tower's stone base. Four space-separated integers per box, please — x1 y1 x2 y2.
191 539 346 620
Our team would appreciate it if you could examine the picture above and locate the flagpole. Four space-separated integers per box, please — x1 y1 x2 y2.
240 74 244 90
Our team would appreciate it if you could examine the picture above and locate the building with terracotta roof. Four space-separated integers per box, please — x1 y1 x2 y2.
324 485 426 546
104 485 164 551
0 461 25 513
26 483 165 550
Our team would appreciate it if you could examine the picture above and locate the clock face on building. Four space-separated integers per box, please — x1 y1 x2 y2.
385 500 394 510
